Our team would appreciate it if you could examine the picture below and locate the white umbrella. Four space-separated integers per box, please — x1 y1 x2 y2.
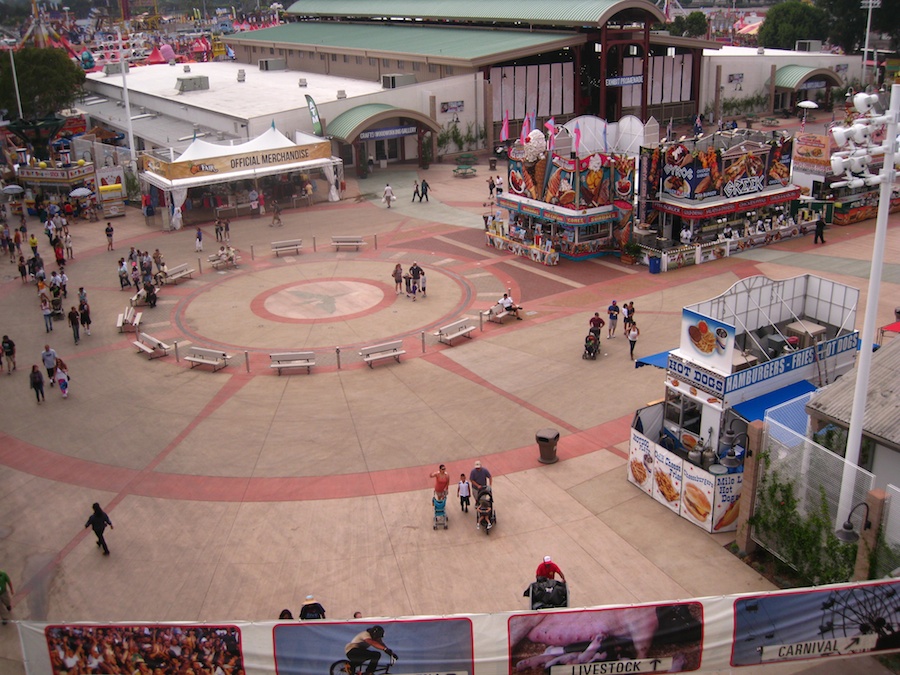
798 101 819 110
69 187 93 198
2 185 24 195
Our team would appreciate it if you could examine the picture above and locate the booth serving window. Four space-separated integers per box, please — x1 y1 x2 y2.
664 388 701 436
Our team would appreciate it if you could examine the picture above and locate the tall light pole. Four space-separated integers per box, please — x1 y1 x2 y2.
830 85 899 526
861 0 880 86
115 27 136 160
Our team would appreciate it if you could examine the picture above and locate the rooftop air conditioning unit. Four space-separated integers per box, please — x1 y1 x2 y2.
175 75 210 92
103 62 129 75
237 69 246 82
336 90 347 99
183 65 191 73
258 58 286 71
298 78 308 87
381 73 417 89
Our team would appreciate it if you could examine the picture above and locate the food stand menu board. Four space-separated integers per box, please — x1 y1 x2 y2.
712 471 742 533
652 445 683 513
627 429 654 496
681 463 715 530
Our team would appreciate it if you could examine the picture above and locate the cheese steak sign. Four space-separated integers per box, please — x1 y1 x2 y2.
151 140 332 180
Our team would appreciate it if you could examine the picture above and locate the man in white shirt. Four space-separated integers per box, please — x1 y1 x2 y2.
680 226 693 245
499 293 522 320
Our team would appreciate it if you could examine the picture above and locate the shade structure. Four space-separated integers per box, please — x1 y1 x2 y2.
69 187 93 198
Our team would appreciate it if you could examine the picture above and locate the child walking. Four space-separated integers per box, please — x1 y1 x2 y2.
457 474 471 513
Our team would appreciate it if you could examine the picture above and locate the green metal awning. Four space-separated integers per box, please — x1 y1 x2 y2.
325 103 440 142
770 65 842 91
284 0 666 27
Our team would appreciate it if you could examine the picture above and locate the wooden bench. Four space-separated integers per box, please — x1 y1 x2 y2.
331 236 367 251
165 263 195 284
481 303 515 324
435 318 476 345
184 346 232 372
269 351 316 375
453 165 477 177
271 239 303 256
359 340 405 368
208 252 242 269
133 332 171 360
130 286 160 307
116 306 135 332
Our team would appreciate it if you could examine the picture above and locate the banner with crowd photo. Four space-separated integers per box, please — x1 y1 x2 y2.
17 579 900 674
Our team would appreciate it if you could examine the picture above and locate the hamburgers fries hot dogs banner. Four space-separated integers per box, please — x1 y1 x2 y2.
641 137 793 204
17 578 900 674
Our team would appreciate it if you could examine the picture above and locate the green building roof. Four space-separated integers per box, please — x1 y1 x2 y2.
284 0 665 26
771 65 842 90
227 22 586 64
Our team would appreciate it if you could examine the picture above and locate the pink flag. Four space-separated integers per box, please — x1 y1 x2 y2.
545 117 556 150
573 122 582 154
520 114 531 143
500 110 509 142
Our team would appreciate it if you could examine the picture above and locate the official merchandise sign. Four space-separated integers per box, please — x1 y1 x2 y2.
147 140 332 180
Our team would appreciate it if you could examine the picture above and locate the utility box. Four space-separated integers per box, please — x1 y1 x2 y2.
382 73 417 89
176 75 210 92
258 58 286 71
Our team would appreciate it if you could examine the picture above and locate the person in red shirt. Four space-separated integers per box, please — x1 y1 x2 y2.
430 464 450 499
536 555 565 581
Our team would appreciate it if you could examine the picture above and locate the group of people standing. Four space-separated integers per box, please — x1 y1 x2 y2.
602 300 641 360
392 262 426 300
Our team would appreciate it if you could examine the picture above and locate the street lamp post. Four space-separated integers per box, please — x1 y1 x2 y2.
829 84 900 528
861 0 881 86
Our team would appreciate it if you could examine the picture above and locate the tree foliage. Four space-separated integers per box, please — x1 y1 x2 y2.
0 47 86 120
758 1 829 50
669 12 709 38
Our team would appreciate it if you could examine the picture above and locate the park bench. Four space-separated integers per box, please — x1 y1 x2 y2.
269 351 316 375
271 239 303 256
130 285 160 307
435 318 476 346
331 236 367 251
164 263 195 284
453 165 477 177
359 340 405 368
133 332 172 360
208 252 242 269
184 346 232 372
116 306 142 333
481 303 515 324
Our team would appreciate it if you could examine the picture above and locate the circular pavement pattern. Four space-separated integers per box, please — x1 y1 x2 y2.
260 280 386 321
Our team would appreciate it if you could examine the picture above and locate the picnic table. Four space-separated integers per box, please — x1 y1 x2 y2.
457 153 476 165
453 165 477 177
763 117 779 127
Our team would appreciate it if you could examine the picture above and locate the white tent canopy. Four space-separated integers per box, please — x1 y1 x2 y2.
176 125 301 162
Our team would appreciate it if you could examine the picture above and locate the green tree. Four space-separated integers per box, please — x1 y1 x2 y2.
0 47 86 120
669 11 709 38
758 1 829 50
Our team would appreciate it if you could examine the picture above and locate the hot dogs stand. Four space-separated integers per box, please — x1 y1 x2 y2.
628 274 860 532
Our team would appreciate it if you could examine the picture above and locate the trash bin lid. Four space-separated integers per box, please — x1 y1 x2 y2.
536 427 560 442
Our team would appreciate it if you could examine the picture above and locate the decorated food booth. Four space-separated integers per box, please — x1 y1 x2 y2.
628 274 860 533
489 117 642 264
140 126 344 229
638 131 811 271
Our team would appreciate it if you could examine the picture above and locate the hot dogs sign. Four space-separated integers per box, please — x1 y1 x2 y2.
657 139 793 201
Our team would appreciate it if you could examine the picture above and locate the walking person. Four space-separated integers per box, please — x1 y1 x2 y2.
429 464 450 499
40 294 53 333
627 321 641 361
29 365 45 403
195 227 203 252
67 306 80 345
487 176 495 198
41 344 57 387
0 569 14 625
105 222 114 251
85 502 113 555
1 335 15 373
79 299 92 336
419 269 426 297
607 300 620 338
223 219 231 242
270 199 283 227
458 473 471 513
814 216 827 244
419 178 430 202
382 183 395 208
392 263 403 294
55 359 70 398
64 231 74 260
412 180 421 202
494 175 503 195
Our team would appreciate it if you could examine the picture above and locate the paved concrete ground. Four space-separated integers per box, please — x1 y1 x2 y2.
0 150 898 675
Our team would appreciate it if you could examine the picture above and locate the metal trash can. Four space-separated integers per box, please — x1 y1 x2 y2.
489 157 498 171
536 428 560 464
648 256 661 274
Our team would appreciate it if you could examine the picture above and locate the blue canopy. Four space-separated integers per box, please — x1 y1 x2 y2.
732 380 817 423
634 349 672 369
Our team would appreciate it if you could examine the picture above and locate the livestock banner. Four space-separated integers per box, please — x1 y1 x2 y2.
17 579 900 674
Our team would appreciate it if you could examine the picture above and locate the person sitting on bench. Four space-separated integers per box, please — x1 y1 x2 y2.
499 293 523 320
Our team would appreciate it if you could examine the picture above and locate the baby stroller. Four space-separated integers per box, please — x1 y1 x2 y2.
583 332 599 360
50 293 65 319
433 492 449 530
524 577 569 609
475 486 496 535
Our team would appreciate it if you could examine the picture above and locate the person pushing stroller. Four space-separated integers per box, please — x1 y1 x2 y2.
470 461 495 531
583 312 605 360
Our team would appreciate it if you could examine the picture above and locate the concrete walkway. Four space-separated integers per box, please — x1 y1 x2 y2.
0 157 897 675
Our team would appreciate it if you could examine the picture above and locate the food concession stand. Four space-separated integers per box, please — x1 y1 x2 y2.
628 274 860 532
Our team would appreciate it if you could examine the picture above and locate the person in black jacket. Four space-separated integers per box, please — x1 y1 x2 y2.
299 594 326 619
85 502 114 555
